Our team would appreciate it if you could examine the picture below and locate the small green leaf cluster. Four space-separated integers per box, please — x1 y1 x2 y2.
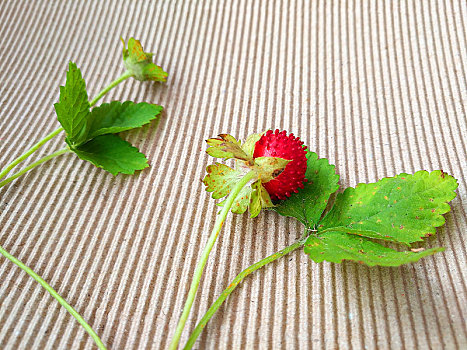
54 62 164 175
203 133 290 217
122 37 168 82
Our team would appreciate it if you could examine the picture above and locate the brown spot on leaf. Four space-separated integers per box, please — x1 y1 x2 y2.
411 248 425 253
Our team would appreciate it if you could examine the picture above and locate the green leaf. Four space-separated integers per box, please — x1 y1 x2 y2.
249 180 274 218
122 37 168 82
203 163 243 199
304 231 444 266
206 134 252 162
273 152 340 227
54 62 90 146
318 170 458 245
87 101 163 139
241 132 263 157
72 134 149 175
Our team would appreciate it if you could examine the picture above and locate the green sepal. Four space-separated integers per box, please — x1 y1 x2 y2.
253 157 290 183
122 37 168 82
318 170 458 245
206 134 252 162
87 101 163 139
71 134 149 175
241 132 264 157
54 62 90 147
249 180 274 218
217 185 253 215
273 151 339 227
304 231 444 266
203 163 243 199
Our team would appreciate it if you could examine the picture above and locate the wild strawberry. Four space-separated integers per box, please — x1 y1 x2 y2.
253 129 308 200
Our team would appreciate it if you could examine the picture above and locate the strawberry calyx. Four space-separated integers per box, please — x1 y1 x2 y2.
203 129 308 217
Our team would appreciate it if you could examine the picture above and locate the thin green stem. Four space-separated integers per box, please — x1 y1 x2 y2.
183 237 307 349
0 244 106 349
0 71 133 180
89 70 133 107
0 148 70 188
168 170 257 350
0 127 64 180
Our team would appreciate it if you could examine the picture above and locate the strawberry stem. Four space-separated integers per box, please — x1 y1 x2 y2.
183 236 307 349
0 148 70 188
0 244 106 349
169 170 257 350
0 128 64 181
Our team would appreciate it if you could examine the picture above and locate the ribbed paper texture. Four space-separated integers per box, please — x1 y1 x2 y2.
0 1 466 349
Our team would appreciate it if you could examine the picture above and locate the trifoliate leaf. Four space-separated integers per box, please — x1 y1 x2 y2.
72 134 148 175
249 180 274 218
54 62 90 146
304 231 444 266
203 163 243 199
273 152 340 227
318 170 458 245
241 132 263 157
253 157 291 183
206 134 253 162
122 37 168 82
87 101 163 139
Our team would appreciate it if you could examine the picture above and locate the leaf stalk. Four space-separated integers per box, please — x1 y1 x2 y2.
183 236 307 349
0 148 70 188
168 170 257 350
0 244 107 349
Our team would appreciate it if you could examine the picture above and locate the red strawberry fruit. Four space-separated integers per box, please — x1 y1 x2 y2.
253 129 308 200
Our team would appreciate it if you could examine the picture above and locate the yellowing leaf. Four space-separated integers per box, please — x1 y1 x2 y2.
203 163 243 199
254 157 290 183
241 132 263 157
249 180 274 218
206 134 252 162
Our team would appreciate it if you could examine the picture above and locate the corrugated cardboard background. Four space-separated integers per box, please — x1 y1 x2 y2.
0 1 466 349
